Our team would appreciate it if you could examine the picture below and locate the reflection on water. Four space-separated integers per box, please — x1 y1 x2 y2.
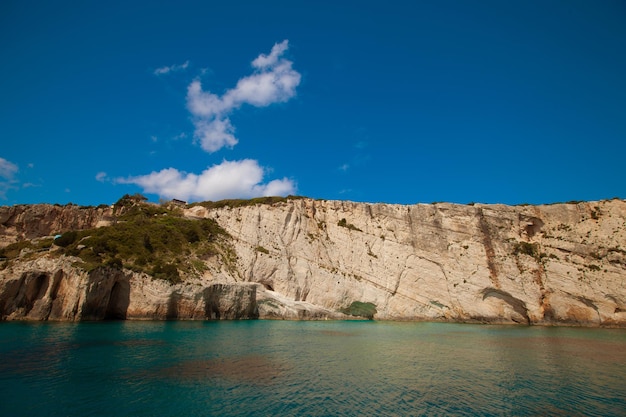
156 355 287 384
0 321 624 416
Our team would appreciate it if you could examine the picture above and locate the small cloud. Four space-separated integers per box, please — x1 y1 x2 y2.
115 159 295 202
95 172 108 182
0 157 18 179
154 60 190 76
252 40 290 68
192 117 238 152
150 132 187 144
65 188 71 193
341 145 371 172
186 40 301 153
0 157 19 199
27 163 34 168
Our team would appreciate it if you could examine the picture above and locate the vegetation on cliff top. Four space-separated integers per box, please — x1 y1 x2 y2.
0 194 305 280
1 194 232 283
72 195 231 282
190 195 305 209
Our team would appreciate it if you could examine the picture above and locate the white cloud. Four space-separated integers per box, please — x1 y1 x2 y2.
116 159 295 202
186 80 230 117
112 42 299 203
95 172 107 182
193 116 238 152
252 40 289 69
0 157 18 199
154 60 190 75
187 40 301 153
0 157 18 179
226 60 300 107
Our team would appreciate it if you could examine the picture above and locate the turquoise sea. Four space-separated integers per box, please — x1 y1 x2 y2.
0 320 624 416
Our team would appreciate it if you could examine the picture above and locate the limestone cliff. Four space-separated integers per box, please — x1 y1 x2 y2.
0 257 259 321
0 203 113 247
1 198 625 325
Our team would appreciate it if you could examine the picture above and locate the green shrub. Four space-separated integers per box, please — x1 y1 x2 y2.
190 259 208 273
190 195 305 210
591 207 600 220
255 246 270 254
114 193 147 208
340 301 377 319
35 238 54 250
513 241 539 258
54 231 78 247
338 218 362 232
106 257 123 269
0 241 34 259
152 262 181 284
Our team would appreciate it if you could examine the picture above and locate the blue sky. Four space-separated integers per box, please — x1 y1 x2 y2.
1 0 625 206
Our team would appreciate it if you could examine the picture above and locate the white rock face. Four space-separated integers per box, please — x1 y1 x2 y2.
1 198 625 325
188 198 626 325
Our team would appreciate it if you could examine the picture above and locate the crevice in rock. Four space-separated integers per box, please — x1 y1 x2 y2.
25 273 49 310
204 285 221 319
283 204 295 234
8 272 51 317
481 287 530 324
574 295 599 312
166 291 181 320
405 206 418 250
477 208 500 288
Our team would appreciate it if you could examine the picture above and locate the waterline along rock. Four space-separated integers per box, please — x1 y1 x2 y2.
1 198 625 325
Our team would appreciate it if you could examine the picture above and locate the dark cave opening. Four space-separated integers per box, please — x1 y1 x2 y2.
104 280 130 320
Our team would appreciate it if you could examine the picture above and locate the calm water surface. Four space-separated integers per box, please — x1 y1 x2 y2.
0 320 624 416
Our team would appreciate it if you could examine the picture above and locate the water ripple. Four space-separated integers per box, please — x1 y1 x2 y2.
0 321 624 416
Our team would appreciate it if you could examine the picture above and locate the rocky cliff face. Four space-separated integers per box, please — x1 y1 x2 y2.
1 199 625 325
0 257 259 321
0 204 113 247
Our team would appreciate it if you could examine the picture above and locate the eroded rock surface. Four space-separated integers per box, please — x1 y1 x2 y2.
1 198 625 325
189 198 626 326
0 204 113 247
0 257 259 321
